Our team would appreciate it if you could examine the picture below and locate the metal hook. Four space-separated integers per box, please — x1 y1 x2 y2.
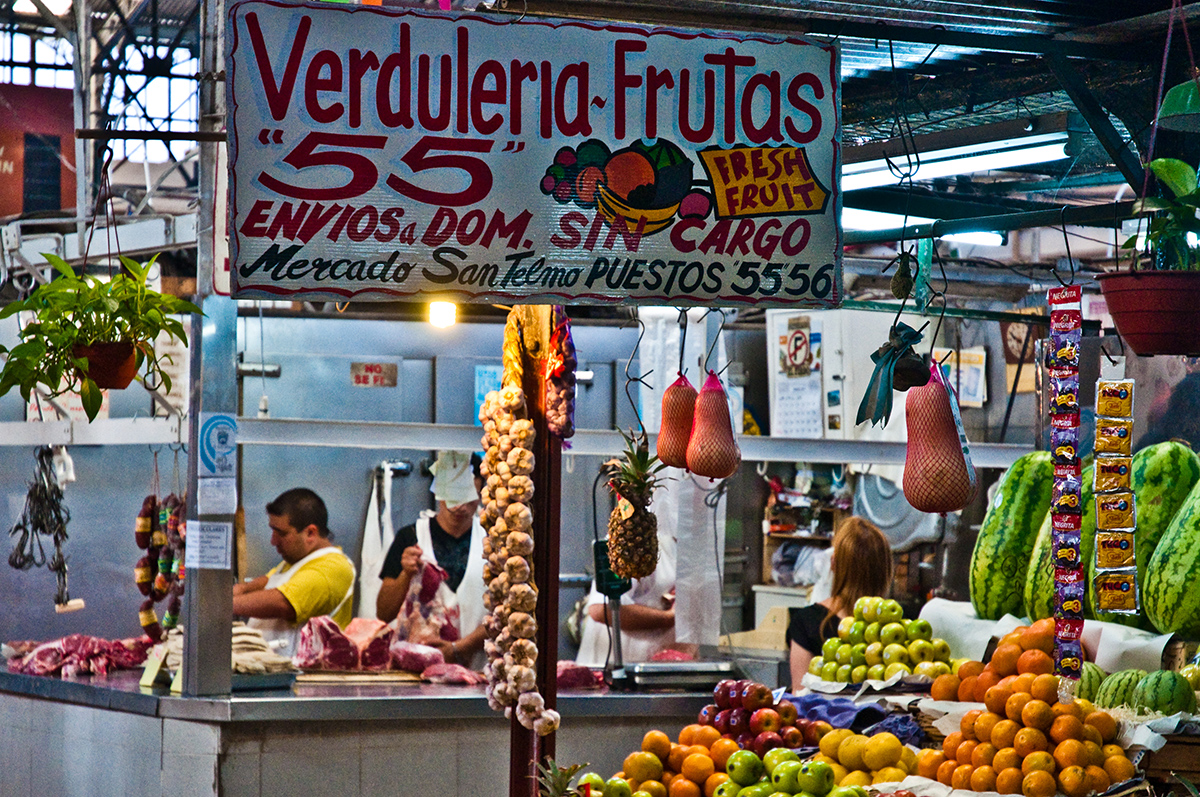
677 307 689 377
622 316 653 439
1053 206 1076 287
756 461 768 477
701 309 727 374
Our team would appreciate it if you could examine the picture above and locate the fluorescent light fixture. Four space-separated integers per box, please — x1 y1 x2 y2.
14 0 71 14
842 208 933 231
942 232 1005 247
843 133 1069 191
429 301 456 328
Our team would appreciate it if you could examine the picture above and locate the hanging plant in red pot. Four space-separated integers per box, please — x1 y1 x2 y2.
1101 157 1200 356
0 254 202 420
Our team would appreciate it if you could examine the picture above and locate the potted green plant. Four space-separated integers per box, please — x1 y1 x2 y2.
0 253 202 421
1100 157 1200 355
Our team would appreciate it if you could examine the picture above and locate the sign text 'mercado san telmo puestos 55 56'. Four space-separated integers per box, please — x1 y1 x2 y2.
226 1 842 306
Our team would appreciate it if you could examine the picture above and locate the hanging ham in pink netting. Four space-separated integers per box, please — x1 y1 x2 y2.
396 560 461 646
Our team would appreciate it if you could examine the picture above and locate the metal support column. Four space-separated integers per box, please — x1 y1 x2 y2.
182 0 233 697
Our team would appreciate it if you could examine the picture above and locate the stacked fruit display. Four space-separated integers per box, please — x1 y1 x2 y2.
920 674 1136 797
807 596 956 683
696 679 832 755
809 729 920 786
930 619 1060 703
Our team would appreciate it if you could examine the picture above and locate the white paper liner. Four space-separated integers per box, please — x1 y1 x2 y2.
800 671 933 700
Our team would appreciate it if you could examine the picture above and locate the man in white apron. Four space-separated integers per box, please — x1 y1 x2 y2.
376 452 487 670
233 488 355 657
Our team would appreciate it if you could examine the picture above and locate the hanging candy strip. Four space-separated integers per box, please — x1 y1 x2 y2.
1047 285 1084 682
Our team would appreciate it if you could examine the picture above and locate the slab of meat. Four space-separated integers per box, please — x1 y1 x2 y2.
6 634 149 678
390 640 444 673
557 660 601 689
342 618 395 671
421 662 485 685
293 616 358 671
397 561 461 645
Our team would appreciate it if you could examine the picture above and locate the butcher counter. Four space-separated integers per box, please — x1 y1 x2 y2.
0 669 709 796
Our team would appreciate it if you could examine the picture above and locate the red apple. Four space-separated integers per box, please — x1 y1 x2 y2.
740 682 774 711
727 707 751 735
775 700 798 726
893 790 916 797
803 719 833 747
729 679 751 708
780 725 804 748
714 678 738 709
735 731 755 749
749 707 782 735
751 730 784 758
700 703 720 725
713 709 732 734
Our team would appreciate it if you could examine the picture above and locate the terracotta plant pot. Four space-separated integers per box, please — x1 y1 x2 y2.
1096 270 1200 356
72 341 138 389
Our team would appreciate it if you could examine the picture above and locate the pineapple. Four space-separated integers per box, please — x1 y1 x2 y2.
606 429 667 579
535 758 586 797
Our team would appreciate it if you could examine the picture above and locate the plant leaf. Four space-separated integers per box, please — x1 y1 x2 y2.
1150 158 1199 198
80 379 102 421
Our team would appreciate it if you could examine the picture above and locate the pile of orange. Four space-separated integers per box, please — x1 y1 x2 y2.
916 673 1137 797
608 725 746 797
931 619 1062 704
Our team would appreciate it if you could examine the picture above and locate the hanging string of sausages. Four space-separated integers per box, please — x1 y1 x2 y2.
133 451 187 642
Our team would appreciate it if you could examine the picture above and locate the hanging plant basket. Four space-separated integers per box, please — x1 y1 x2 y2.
72 341 138 389
1096 271 1200 356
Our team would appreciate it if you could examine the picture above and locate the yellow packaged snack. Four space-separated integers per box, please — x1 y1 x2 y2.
1095 418 1133 456
1094 570 1139 614
1096 380 1134 418
1095 491 1136 530
1093 456 1132 493
1095 531 1136 569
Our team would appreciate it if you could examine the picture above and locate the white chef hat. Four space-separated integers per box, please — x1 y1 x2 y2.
430 451 480 508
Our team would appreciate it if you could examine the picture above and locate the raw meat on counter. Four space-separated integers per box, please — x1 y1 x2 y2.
342 618 395 671
293 616 359 670
390 640 444 672
556 660 601 689
422 663 486 685
6 634 150 678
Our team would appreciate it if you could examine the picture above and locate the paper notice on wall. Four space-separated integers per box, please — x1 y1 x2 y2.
185 521 233 570
933 347 987 408
767 310 824 438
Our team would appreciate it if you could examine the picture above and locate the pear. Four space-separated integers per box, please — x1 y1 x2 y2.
657 372 697 468
685 371 741 479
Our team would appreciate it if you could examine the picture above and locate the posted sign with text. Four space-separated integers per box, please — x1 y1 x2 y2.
226 1 842 306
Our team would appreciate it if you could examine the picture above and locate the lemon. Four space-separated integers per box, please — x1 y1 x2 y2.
862 732 903 771
820 729 854 760
872 767 908 784
899 745 917 774
840 770 872 788
830 762 849 783
837 734 870 770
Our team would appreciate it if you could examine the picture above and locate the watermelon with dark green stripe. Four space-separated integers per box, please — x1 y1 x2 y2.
1131 670 1198 715
1077 661 1107 702
1090 442 1200 629
1145 477 1200 637
1095 668 1147 709
971 451 1054 621
1025 463 1094 621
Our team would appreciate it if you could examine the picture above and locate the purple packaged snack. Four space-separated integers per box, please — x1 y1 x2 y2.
1052 428 1080 465
1053 533 1082 569
1052 474 1083 514
1055 577 1085 619
1055 638 1084 679
1055 616 1084 642
1051 372 1081 415
1048 328 1082 369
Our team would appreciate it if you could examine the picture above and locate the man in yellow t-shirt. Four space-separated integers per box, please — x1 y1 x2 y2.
233 488 355 655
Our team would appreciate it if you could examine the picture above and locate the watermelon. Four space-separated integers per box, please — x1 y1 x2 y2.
971 452 1054 620
1145 477 1200 637
1094 668 1148 709
1131 670 1198 715
1077 661 1107 702
1024 463 1093 621
1090 442 1200 629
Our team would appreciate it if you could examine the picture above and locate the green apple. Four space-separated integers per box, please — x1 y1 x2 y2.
713 782 743 797
821 637 842 661
828 787 867 797
847 621 866 646
633 792 654 797
579 773 606 794
795 760 836 796
836 664 852 683
930 638 952 661
850 643 868 668
907 639 935 664
763 747 801 776
877 598 904 624
861 597 882 623
853 597 869 621
835 644 853 666
884 661 912 679
837 616 855 641
820 661 839 682
907 618 933 641
863 622 882 645
726 750 766 786
931 661 952 677
882 643 910 666
604 777 633 797
864 642 884 667
867 663 886 680
880 622 907 647
737 783 776 797
808 655 825 676
913 661 942 679
770 760 803 793
851 665 868 684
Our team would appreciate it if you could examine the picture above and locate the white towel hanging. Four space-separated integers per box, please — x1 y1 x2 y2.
356 467 395 618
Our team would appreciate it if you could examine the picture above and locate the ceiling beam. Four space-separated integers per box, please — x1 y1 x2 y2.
845 187 1042 220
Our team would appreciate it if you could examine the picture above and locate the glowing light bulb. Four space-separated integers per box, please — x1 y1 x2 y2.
429 301 456 328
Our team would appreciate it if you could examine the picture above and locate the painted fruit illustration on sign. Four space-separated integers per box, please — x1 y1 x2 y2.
541 137 712 236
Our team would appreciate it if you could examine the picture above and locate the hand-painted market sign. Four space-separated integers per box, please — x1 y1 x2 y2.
226 1 842 306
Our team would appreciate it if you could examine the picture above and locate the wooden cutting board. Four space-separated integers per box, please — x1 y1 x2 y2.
295 670 423 684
